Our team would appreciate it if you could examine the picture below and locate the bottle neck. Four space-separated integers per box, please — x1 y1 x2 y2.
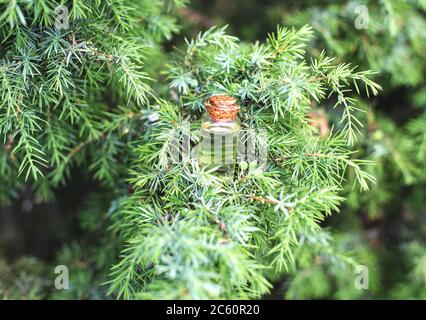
206 115 238 124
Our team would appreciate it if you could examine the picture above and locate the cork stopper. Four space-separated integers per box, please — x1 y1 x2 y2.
205 95 240 122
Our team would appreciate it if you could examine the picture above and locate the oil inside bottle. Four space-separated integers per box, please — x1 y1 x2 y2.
198 120 240 175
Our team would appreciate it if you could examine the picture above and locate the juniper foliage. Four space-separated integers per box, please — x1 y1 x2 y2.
107 25 380 299
0 1 385 299
283 0 426 212
263 0 426 299
0 0 184 203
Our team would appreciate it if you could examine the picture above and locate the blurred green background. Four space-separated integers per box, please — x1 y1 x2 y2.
1 0 425 299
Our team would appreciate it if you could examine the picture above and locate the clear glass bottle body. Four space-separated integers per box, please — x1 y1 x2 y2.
198 116 241 176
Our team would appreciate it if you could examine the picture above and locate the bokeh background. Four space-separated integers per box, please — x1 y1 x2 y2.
1 0 425 299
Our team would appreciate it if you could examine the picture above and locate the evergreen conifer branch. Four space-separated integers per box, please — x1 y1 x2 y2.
0 0 182 187
107 26 381 299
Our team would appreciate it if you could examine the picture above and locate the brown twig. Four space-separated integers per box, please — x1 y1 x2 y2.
250 195 279 205
307 75 327 83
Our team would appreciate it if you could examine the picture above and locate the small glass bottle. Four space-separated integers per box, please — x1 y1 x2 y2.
198 95 241 176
